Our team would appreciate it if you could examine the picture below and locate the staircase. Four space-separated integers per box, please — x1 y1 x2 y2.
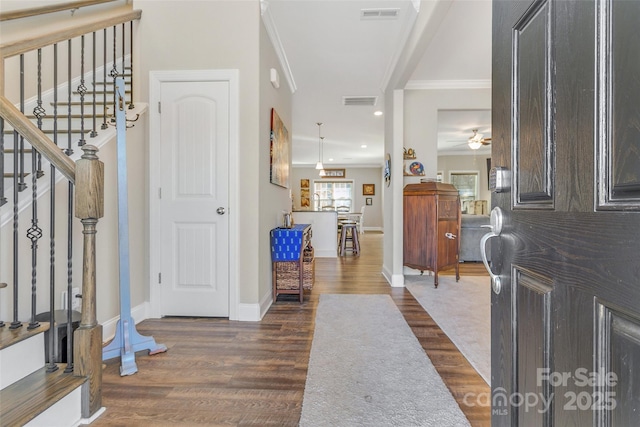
0 5 142 425
0 326 87 426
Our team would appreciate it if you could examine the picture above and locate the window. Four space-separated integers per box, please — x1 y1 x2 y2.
313 180 353 211
449 171 479 204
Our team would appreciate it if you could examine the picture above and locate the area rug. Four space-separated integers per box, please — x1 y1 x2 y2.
300 294 470 427
404 274 491 385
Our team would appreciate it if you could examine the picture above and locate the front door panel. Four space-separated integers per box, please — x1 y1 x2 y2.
492 1 640 425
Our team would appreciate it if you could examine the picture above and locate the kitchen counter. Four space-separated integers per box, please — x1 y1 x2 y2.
292 211 338 257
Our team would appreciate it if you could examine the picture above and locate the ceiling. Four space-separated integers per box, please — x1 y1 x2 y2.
263 0 493 166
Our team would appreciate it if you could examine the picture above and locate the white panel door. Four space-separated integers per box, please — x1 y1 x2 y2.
159 81 229 317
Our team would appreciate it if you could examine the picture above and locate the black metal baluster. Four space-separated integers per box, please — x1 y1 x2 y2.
121 22 127 107
34 48 45 179
10 127 20 329
27 50 46 330
102 28 108 130
0 118 5 206
77 35 87 146
67 39 73 157
121 22 126 80
18 54 26 192
27 152 42 330
47 43 60 372
128 20 135 109
110 25 119 124
90 32 98 138
64 180 74 373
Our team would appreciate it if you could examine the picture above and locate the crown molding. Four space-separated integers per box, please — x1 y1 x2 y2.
260 1 297 93
405 79 492 90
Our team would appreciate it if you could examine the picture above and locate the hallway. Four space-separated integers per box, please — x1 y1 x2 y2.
93 232 490 426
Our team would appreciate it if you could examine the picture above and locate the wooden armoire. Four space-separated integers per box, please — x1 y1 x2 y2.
403 182 461 288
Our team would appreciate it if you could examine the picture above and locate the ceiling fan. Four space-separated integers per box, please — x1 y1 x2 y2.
467 129 491 150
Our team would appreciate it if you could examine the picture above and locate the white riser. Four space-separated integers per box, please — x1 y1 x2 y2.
0 333 45 390
25 386 83 427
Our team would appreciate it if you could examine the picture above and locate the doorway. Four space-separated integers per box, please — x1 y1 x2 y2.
149 70 239 319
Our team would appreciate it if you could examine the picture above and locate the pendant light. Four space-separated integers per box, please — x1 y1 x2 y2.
318 137 326 176
315 122 324 170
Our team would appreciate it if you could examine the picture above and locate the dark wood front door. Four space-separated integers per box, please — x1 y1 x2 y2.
491 0 640 425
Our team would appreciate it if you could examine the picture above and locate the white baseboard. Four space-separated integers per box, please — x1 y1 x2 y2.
391 273 405 287
382 265 405 287
102 295 271 334
74 407 106 427
237 303 261 322
101 302 150 343
314 249 338 257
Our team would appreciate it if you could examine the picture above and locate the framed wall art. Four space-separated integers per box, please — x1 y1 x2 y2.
363 183 375 195
269 108 290 188
321 168 345 178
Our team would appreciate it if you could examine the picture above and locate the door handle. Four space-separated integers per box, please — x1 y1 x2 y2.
216 207 226 215
481 206 504 294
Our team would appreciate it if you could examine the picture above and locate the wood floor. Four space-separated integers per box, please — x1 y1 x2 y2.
91 232 491 426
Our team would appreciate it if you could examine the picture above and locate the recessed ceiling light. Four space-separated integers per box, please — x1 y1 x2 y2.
328 158 334 162
374 110 383 116
361 144 367 148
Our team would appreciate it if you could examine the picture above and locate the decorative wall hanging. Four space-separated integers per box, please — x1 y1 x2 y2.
321 168 345 178
363 183 375 195
384 153 391 187
270 108 290 188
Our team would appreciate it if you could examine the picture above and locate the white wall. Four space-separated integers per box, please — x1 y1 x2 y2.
291 166 383 231
135 0 289 315
259 17 294 313
403 87 491 181
2 1 293 324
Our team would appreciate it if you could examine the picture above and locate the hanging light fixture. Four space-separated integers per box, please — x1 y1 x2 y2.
318 137 326 176
315 122 324 170
468 129 484 150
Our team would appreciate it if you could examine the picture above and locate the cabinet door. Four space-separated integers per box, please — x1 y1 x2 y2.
437 219 459 268
437 197 460 269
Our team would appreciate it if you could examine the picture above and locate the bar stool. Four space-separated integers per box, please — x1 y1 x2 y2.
339 221 360 256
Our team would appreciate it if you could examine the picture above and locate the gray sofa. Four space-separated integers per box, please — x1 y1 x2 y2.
459 214 491 262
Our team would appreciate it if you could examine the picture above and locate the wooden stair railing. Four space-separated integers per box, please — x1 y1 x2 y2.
0 9 142 97
0 95 104 418
0 0 117 22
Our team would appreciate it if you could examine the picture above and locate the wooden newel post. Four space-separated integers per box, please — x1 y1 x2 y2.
73 144 104 417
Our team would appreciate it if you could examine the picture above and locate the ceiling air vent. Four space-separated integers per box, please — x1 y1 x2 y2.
342 96 378 106
361 8 400 20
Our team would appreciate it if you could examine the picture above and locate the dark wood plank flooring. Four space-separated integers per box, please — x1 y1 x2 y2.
91 232 490 426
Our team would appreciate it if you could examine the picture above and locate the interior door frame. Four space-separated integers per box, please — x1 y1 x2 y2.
148 69 239 320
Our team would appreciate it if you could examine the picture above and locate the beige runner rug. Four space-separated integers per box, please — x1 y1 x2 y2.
300 294 470 427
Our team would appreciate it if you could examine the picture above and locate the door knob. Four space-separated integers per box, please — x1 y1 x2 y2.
481 206 504 294
216 207 226 215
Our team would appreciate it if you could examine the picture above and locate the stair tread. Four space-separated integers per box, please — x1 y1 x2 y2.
0 322 49 350
0 365 86 427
